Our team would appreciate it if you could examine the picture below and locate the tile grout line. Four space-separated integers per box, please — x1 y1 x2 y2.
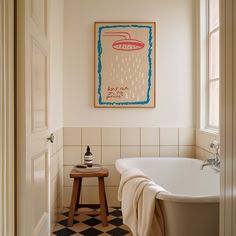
63 144 193 147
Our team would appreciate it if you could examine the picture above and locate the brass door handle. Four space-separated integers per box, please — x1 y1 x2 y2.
47 133 55 143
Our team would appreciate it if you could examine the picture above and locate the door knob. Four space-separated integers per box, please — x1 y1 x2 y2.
47 133 55 143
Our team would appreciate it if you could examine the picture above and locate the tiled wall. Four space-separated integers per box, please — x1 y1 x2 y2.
63 127 195 207
196 129 220 160
50 128 64 231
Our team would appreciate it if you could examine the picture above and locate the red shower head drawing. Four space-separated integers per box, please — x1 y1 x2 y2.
103 31 145 51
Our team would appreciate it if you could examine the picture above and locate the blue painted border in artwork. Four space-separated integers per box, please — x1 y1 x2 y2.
97 24 153 105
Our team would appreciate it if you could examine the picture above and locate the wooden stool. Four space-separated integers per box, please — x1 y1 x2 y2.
67 168 109 227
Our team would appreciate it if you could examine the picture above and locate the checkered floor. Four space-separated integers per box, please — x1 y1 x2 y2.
52 207 132 236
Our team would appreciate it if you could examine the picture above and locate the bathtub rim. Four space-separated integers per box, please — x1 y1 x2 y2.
116 157 220 203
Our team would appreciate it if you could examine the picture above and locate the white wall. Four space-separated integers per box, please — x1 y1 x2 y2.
50 0 64 131
63 0 195 127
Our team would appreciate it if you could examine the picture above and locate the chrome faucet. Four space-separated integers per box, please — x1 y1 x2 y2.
201 140 220 171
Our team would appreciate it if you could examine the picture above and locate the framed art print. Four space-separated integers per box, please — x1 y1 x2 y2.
94 22 156 108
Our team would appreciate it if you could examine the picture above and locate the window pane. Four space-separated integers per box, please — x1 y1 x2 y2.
209 30 219 79
209 80 219 127
209 0 219 30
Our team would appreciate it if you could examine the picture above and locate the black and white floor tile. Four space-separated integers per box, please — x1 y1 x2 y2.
52 207 132 236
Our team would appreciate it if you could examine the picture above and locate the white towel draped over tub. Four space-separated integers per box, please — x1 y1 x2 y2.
118 168 166 236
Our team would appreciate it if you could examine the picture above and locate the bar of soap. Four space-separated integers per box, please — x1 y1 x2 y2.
75 164 87 168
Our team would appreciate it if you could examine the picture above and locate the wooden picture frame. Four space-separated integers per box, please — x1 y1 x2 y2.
94 22 156 108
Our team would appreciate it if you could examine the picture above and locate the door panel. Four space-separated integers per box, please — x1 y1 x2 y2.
31 0 47 35
32 152 48 227
17 0 50 235
31 39 48 132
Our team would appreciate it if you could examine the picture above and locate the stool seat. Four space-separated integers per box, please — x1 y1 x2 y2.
70 168 108 178
67 167 109 227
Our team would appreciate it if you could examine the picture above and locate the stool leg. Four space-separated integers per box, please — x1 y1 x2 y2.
105 193 109 216
98 177 108 226
67 178 79 227
76 177 82 211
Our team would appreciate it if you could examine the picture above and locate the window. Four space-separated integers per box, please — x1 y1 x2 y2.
208 0 219 128
200 0 220 131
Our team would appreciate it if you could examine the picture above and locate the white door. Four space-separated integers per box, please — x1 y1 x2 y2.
17 0 51 235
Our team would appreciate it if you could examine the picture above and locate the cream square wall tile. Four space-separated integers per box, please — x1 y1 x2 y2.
102 128 120 146
196 147 212 160
82 128 101 146
50 177 58 206
196 130 202 147
106 187 120 207
141 146 159 157
141 128 159 146
63 146 82 165
81 187 99 204
64 127 81 145
160 146 178 157
82 146 101 164
58 169 64 190
121 128 140 146
179 146 195 158
50 153 59 182
102 146 120 165
203 150 213 159
82 177 98 186
160 128 178 145
215 134 220 142
196 130 215 152
179 128 195 145
104 165 120 186
58 148 64 169
57 170 64 207
63 186 72 207
63 166 74 187
58 128 64 149
196 147 204 160
58 192 64 210
121 146 140 158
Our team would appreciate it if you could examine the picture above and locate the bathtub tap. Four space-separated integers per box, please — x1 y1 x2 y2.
201 141 220 171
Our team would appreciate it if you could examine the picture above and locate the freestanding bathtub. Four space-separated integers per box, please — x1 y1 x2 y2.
115 157 220 236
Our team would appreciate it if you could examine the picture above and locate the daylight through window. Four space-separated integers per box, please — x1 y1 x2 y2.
207 0 220 128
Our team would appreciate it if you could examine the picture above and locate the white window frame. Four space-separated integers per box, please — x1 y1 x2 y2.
199 0 220 133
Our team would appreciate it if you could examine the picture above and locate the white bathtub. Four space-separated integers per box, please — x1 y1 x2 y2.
116 157 220 236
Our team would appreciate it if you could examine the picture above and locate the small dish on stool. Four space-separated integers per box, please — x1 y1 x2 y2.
73 164 102 172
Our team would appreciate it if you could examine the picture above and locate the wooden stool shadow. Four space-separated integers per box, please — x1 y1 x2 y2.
67 168 109 227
